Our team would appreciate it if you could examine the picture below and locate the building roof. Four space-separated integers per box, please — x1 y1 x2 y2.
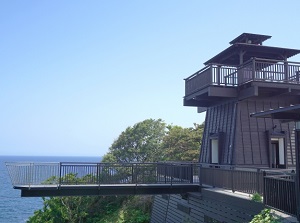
229 33 271 45
204 33 300 66
250 104 300 122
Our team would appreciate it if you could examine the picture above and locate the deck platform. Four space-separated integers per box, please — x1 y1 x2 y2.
15 183 200 197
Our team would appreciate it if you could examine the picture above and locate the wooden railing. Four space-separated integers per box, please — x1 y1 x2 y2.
185 64 237 96
184 59 300 97
238 58 300 85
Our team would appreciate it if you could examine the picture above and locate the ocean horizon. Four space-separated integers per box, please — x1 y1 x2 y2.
0 155 102 223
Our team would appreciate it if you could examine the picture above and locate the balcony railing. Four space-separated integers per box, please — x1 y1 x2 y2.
185 64 237 96
199 164 296 216
6 162 200 188
264 173 296 215
185 58 300 97
6 162 298 216
199 164 264 194
239 58 300 85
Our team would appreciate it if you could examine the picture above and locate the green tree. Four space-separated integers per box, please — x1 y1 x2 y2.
28 195 127 223
103 119 166 163
28 119 204 223
162 123 203 161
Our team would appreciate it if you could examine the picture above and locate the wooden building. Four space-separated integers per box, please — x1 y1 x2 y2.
184 33 300 168
150 33 300 223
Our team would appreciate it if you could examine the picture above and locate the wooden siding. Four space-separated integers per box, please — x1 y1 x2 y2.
150 189 264 223
234 97 298 167
200 100 236 164
200 96 298 167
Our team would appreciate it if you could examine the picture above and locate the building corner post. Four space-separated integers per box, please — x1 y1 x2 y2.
294 122 300 220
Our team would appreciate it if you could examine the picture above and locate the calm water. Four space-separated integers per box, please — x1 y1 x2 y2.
0 156 101 223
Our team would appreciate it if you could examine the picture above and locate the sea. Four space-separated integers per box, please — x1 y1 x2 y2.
0 155 101 223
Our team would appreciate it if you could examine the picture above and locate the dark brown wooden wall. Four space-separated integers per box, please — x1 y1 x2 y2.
200 100 236 164
200 96 298 167
234 98 297 167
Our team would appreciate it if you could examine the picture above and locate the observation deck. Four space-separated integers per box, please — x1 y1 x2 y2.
184 33 300 111
6 162 200 197
6 162 297 216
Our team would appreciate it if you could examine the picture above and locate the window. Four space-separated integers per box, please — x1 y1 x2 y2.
211 139 219 164
271 138 285 168
210 132 224 164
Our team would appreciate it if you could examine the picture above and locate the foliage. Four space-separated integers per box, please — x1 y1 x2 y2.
251 193 262 203
122 196 152 223
162 123 203 161
28 195 127 223
29 119 205 223
103 119 167 163
250 209 281 223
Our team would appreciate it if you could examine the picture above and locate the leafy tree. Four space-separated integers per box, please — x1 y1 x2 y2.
162 123 203 161
28 119 204 223
27 195 127 223
103 119 166 163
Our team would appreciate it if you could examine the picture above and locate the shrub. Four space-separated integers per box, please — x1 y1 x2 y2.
251 193 262 202
250 208 281 223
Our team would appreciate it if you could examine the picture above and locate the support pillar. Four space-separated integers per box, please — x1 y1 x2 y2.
295 122 300 220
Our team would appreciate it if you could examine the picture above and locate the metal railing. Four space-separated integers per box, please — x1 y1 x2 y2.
199 164 264 194
157 162 199 183
184 58 300 97
6 161 297 216
264 173 296 215
6 162 199 188
199 164 297 216
6 162 60 187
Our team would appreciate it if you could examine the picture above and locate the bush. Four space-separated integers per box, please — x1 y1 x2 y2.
250 209 281 223
251 193 262 202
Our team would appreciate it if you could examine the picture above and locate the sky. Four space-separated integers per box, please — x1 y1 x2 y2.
1 1 300 157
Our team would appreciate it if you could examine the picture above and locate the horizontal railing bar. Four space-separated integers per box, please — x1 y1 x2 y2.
252 57 300 65
184 65 211 81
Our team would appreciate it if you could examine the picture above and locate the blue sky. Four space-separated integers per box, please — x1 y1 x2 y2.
1 1 300 156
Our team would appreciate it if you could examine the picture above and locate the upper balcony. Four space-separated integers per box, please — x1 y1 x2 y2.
184 58 300 108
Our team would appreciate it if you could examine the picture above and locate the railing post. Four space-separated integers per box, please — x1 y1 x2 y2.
212 166 215 188
164 164 167 184
252 58 256 80
29 162 33 189
199 164 202 186
190 164 193 184
263 171 266 206
284 60 289 81
295 127 300 220
171 164 173 186
216 65 220 85
231 166 235 193
59 162 62 188
256 168 260 194
296 71 300 83
97 163 100 186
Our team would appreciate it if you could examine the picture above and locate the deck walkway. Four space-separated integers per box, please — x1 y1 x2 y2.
15 183 200 197
6 162 200 197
